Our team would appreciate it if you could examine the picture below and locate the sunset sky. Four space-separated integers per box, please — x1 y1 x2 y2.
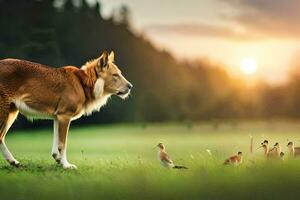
96 0 300 84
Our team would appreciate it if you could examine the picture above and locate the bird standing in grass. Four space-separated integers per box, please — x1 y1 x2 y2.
280 152 285 160
287 142 300 157
269 143 281 158
258 143 269 157
259 140 270 157
224 152 243 165
259 142 282 159
156 143 188 169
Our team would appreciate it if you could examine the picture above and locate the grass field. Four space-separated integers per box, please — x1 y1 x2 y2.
1 121 300 200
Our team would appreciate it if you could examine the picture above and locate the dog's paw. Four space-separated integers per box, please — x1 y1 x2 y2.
63 163 77 170
9 160 21 168
52 153 61 164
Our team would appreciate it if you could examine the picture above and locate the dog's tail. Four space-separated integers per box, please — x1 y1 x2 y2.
173 165 188 169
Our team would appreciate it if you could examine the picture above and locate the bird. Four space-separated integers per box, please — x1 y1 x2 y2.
259 142 282 159
280 152 285 161
258 143 269 157
224 152 243 165
269 142 281 157
287 142 300 157
156 143 188 169
258 140 270 157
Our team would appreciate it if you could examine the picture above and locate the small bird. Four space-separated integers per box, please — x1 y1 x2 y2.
269 142 281 157
258 143 269 157
156 143 188 169
258 140 270 157
280 152 285 160
224 152 243 165
287 142 300 157
259 142 282 159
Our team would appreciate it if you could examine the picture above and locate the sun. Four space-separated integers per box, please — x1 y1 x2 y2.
240 58 257 75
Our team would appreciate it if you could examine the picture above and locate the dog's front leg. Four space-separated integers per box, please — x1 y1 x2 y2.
51 119 61 164
57 115 77 169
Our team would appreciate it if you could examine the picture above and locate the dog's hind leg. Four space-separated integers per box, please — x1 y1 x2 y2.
0 104 19 167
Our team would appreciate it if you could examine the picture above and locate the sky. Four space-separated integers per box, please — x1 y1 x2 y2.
95 0 300 84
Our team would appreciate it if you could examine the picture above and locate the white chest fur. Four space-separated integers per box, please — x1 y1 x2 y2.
84 78 111 116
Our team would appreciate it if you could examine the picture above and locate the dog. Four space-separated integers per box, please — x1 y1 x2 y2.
0 51 132 169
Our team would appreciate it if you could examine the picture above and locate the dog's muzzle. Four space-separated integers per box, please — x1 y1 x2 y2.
117 83 133 99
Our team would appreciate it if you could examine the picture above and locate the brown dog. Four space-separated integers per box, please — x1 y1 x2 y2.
0 51 132 169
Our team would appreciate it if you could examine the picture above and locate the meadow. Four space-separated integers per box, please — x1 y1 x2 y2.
1 121 300 200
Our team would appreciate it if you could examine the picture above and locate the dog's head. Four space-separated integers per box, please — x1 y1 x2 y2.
87 51 132 99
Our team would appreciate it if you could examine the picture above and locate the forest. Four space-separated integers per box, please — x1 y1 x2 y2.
1 0 300 129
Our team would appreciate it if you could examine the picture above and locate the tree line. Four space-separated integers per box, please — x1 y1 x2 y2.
0 0 299 129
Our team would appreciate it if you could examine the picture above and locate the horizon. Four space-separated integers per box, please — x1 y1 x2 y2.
96 0 300 85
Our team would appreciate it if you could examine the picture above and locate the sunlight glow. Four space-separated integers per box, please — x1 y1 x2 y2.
240 58 257 75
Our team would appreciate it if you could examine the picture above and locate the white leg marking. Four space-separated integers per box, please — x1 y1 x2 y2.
60 147 77 169
0 141 19 165
57 120 77 169
51 119 61 162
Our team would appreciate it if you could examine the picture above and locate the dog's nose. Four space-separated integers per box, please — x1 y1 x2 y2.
127 83 133 90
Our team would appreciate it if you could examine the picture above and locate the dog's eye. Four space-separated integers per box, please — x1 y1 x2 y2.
113 74 119 77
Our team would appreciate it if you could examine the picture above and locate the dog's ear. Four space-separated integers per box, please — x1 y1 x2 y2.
108 51 115 62
97 51 109 71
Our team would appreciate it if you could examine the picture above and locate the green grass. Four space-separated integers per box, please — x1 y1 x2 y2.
1 121 300 200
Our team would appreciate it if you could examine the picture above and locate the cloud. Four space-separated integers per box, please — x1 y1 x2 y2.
146 23 261 41
220 0 300 39
145 0 300 41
